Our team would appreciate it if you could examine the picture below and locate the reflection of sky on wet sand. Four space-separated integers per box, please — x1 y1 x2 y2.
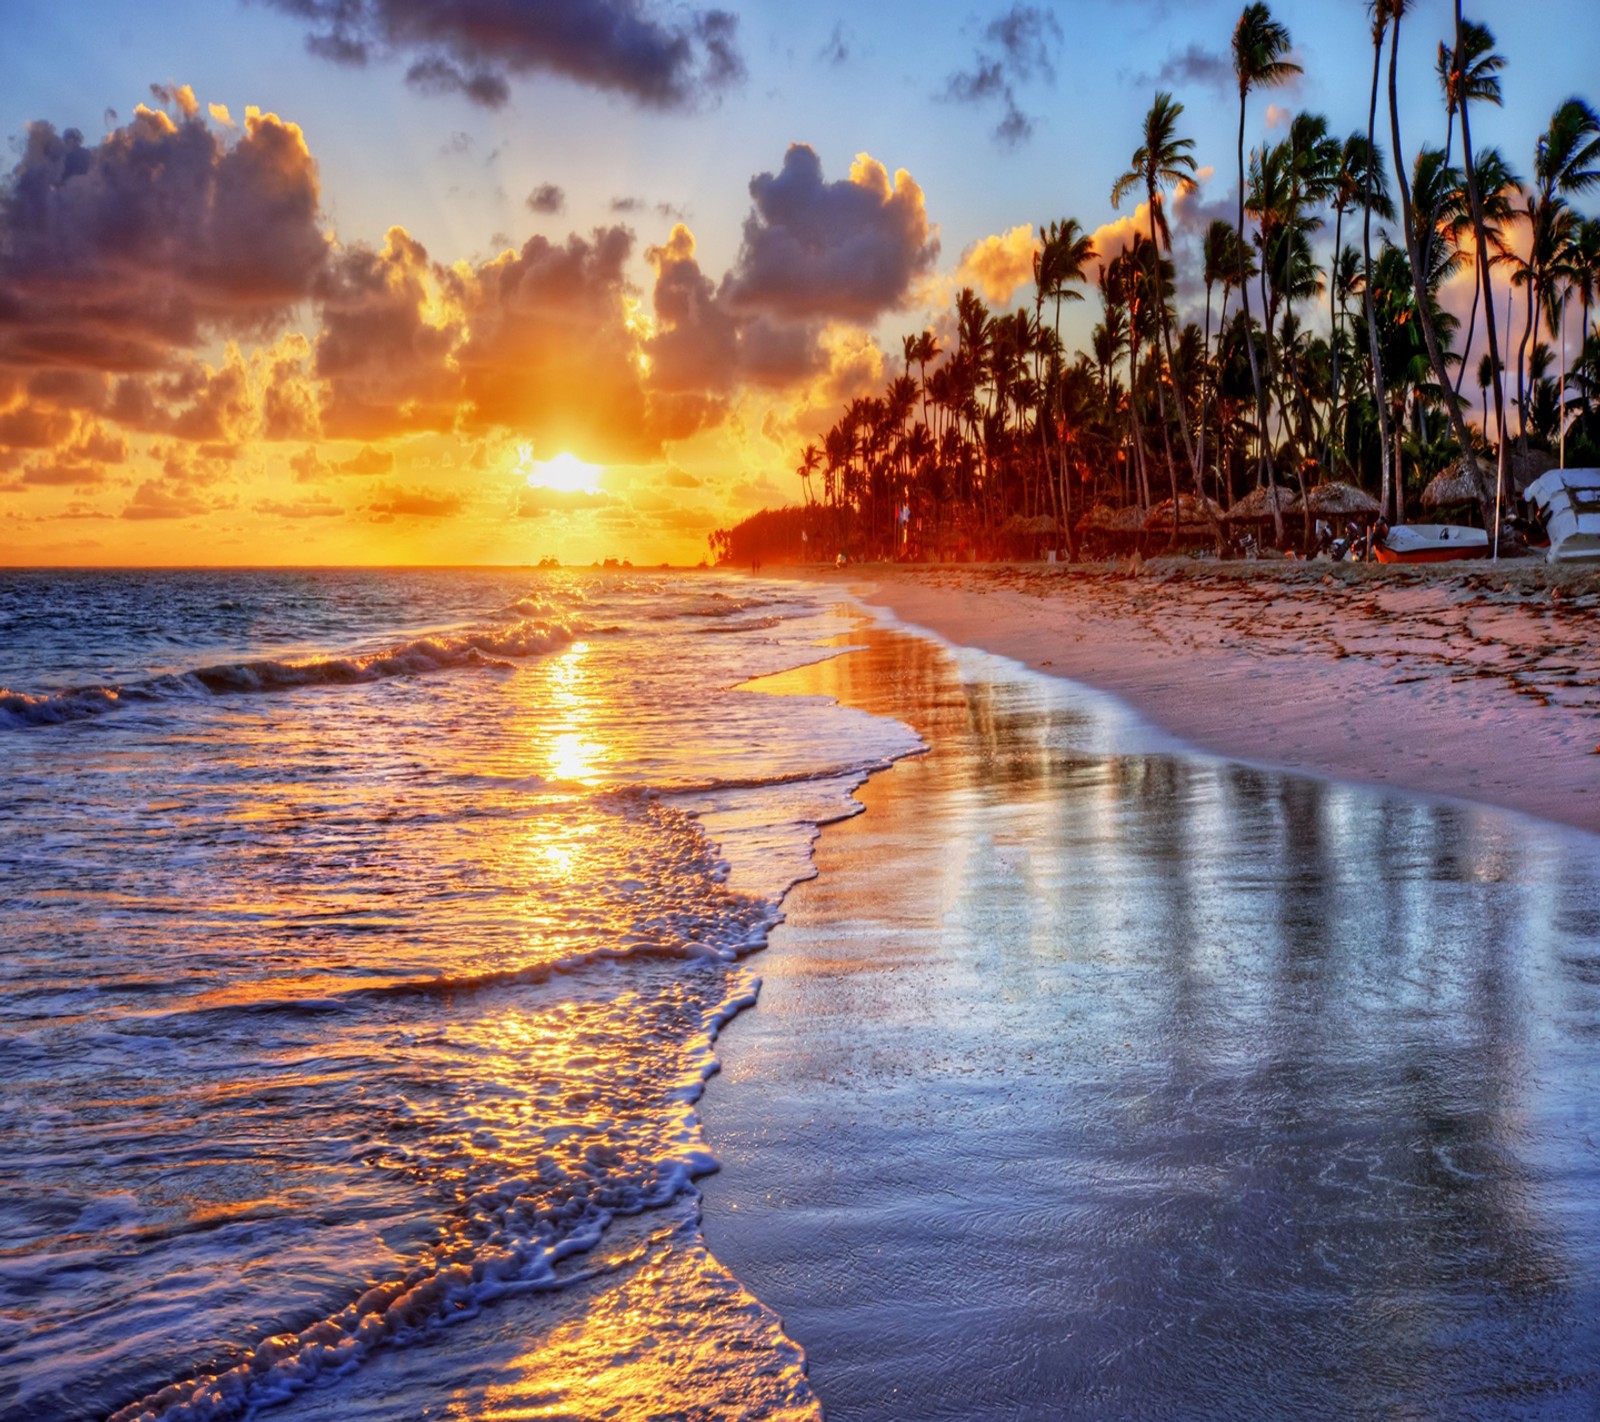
703 624 1600 1421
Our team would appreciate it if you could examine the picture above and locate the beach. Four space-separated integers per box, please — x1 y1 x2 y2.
844 559 1600 836
4 563 1600 1420
700 561 1600 1419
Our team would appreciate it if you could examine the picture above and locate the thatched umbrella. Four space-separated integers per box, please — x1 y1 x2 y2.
1224 484 1297 522
1296 480 1381 520
1144 495 1225 534
1109 505 1150 535
1074 505 1118 535
1421 462 1491 510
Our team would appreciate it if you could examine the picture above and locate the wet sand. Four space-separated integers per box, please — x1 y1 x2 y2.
841 559 1600 837
700 614 1600 1421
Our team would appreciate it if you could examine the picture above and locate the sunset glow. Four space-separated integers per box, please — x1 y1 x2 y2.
522 450 603 496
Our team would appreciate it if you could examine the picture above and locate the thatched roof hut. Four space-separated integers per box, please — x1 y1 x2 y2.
1296 480 1381 520
1224 483 1297 522
1109 504 1150 535
1421 461 1492 509
1145 495 1225 534
1074 505 1118 535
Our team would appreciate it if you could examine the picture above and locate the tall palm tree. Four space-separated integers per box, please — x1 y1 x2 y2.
1112 91 1201 507
1515 99 1600 457
1449 8 1513 519
1361 2 1398 521
1199 218 1245 498
1328 134 1392 474
1034 219 1097 557
1233 2 1301 542
1384 0 1480 502
1450 147 1519 407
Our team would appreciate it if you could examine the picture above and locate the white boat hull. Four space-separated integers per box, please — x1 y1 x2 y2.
1523 468 1600 564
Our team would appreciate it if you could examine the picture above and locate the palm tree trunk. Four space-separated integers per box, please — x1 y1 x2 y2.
1237 96 1281 543
1387 3 1482 492
1327 203 1345 474
1363 13 1396 522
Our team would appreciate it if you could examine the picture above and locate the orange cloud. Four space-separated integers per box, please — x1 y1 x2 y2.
955 224 1040 307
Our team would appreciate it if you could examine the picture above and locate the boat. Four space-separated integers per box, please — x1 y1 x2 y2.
1373 523 1489 563
1523 467 1600 564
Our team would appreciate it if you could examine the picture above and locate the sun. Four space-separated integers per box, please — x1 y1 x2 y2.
517 445 602 495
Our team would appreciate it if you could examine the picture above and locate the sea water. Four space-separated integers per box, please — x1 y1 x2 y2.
0 568 918 1421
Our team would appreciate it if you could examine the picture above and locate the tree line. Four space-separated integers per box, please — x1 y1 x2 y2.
715 2 1599 566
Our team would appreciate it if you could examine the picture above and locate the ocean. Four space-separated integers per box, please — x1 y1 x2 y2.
5 568 1600 1422
0 568 915 1422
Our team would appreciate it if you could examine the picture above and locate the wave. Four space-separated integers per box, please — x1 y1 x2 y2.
0 619 578 730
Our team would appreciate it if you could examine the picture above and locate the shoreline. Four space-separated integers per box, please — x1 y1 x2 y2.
803 558 1600 837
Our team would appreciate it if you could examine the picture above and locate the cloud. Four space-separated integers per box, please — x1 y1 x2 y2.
314 226 463 439
335 445 394 474
260 0 746 110
0 99 327 377
526 182 565 214
1144 43 1234 95
448 225 663 460
121 478 211 520
21 455 110 487
723 145 939 324
369 484 465 518
514 484 616 516
256 333 321 440
645 225 740 394
956 224 1041 307
255 494 343 518
819 23 850 66
943 4 1062 149
1265 103 1291 131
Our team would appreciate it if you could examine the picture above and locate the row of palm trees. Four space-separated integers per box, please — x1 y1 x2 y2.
751 3 1600 565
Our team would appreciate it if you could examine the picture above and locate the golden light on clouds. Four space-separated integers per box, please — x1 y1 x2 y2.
954 224 1041 306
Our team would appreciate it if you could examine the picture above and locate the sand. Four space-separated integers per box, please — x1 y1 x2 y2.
838 557 1600 836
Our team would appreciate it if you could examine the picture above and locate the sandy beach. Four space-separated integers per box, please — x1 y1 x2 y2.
842 558 1600 837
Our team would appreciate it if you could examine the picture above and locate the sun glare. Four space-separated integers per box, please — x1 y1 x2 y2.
519 445 602 495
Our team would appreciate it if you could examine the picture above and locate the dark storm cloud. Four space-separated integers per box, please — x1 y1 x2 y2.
721 144 938 323
257 0 746 109
943 4 1061 150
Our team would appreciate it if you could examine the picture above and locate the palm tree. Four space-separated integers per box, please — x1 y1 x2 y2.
1034 219 1097 557
1449 147 1520 408
1514 99 1600 458
1232 2 1301 542
1112 91 1201 518
1199 218 1245 499
1449 9 1514 522
1327 133 1392 475
1384 0 1480 501
1361 2 1398 522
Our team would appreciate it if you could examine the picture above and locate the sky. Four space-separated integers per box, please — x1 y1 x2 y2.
2 0 1596 567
